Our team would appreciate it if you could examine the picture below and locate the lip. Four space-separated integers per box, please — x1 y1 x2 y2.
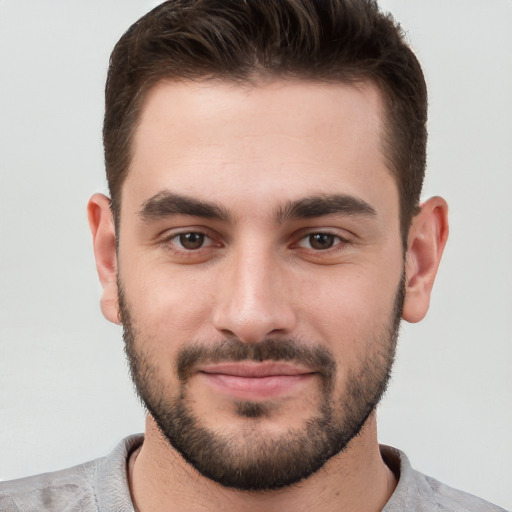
197 362 317 400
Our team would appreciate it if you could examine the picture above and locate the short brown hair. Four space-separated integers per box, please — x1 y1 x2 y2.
104 0 427 242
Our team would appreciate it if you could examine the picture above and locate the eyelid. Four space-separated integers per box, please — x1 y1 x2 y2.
297 232 350 249
157 226 354 254
160 227 222 251
292 226 352 244
173 232 213 249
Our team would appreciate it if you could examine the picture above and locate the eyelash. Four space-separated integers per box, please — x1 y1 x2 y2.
160 229 351 255
295 232 350 251
162 230 219 253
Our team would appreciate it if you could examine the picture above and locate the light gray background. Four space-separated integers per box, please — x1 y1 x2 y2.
0 1 511 509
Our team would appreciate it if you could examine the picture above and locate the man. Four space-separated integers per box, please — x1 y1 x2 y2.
0 0 507 511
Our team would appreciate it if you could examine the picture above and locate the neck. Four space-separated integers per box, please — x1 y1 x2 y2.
129 414 396 512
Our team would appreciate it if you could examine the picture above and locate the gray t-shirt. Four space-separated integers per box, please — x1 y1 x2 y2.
0 435 507 511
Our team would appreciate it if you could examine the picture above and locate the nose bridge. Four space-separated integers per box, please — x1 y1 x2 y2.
213 236 295 342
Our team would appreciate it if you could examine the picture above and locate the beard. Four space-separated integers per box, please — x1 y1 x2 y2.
119 275 403 491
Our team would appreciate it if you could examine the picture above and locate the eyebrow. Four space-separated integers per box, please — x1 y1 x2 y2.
139 191 231 222
276 194 377 222
139 191 376 224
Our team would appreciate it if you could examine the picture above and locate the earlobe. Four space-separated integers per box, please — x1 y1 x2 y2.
87 193 120 325
402 196 449 323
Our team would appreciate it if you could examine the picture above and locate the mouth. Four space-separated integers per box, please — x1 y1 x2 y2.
197 362 317 400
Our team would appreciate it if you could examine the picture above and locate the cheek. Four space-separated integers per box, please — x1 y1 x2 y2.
121 260 216 347
299 263 402 355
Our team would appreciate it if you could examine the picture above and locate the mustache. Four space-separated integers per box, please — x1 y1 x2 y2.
176 338 336 382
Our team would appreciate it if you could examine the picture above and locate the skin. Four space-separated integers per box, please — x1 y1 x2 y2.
88 79 448 511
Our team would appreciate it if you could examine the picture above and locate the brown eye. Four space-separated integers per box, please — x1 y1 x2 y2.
308 233 336 250
178 232 205 250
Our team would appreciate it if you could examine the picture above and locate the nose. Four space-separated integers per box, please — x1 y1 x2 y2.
212 241 297 343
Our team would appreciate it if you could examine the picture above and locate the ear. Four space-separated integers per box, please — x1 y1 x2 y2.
87 193 120 325
402 196 449 323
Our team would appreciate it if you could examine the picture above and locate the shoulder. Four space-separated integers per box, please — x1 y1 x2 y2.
0 434 143 512
0 459 100 512
421 473 508 512
381 445 508 512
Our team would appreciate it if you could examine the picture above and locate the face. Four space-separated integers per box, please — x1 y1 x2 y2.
116 79 405 490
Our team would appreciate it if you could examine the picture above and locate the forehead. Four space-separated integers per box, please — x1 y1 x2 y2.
123 78 397 221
